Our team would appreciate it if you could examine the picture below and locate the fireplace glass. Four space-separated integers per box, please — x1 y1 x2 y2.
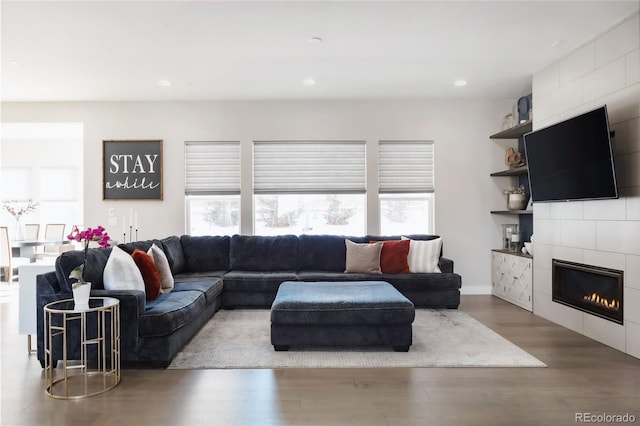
552 259 623 325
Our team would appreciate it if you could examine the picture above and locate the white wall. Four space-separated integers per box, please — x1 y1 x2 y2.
532 12 639 358
1 98 515 293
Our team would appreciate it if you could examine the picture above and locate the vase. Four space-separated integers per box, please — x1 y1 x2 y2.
73 282 92 309
14 215 24 241
507 193 529 211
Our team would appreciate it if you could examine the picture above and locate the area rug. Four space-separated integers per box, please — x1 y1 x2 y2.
169 309 546 369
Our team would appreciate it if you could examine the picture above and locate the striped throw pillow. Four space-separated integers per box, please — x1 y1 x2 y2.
402 237 442 273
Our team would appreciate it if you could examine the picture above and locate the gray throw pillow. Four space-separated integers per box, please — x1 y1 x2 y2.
344 239 383 274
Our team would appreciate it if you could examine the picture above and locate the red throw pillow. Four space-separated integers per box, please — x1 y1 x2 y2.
131 249 162 301
372 240 411 274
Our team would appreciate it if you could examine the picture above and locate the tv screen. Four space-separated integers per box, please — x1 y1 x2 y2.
523 105 618 203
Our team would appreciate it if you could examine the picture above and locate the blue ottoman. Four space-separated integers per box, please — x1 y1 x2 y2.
270 281 415 352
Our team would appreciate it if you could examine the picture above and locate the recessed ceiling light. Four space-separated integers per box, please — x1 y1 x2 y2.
157 80 171 87
307 37 323 44
8 60 21 66
302 78 316 86
454 80 467 87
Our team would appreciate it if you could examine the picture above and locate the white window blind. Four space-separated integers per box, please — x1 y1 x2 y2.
185 141 240 195
253 141 366 194
378 141 435 193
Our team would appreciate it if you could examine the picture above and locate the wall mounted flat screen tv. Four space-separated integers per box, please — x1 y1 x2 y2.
523 105 618 203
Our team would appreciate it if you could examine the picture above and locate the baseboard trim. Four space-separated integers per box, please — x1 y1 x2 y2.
460 285 492 295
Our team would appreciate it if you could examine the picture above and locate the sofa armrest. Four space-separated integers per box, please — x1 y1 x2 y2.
438 257 454 274
36 272 145 366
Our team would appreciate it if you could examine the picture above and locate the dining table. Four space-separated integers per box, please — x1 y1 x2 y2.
11 239 70 262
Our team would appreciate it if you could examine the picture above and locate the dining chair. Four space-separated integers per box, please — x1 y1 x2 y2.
23 223 40 240
0 226 31 283
36 224 66 260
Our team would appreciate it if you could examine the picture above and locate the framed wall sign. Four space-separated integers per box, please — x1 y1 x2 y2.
103 140 163 200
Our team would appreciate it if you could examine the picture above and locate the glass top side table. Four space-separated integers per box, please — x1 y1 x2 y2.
44 297 120 399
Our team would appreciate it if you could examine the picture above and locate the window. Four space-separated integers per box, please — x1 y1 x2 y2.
185 142 241 236
187 195 240 236
39 167 82 227
379 141 435 234
380 193 434 234
253 141 366 235
254 193 365 236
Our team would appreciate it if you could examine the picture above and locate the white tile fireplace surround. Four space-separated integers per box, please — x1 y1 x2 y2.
531 12 639 359
532 200 640 359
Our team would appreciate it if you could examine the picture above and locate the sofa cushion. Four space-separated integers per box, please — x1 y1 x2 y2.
222 271 297 293
344 239 382 274
297 234 368 272
229 235 298 271
147 243 174 293
131 249 162 301
174 270 228 282
377 239 411 274
402 236 442 273
117 240 156 254
172 278 223 304
55 248 110 292
180 235 230 272
139 290 205 337
297 271 375 282
379 272 462 292
161 236 186 275
103 246 146 293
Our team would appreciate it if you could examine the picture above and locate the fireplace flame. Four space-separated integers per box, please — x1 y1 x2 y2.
583 292 620 311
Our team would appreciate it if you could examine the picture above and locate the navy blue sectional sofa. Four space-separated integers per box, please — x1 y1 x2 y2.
36 234 462 368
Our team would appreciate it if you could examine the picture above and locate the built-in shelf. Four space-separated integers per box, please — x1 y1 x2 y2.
490 120 532 139
489 116 534 312
490 166 528 177
490 210 533 215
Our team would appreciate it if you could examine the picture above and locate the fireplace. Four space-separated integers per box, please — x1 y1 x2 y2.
552 259 624 325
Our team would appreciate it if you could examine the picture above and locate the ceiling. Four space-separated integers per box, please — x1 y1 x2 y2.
2 1 638 102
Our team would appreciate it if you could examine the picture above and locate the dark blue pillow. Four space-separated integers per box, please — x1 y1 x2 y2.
180 235 230 272
229 235 298 271
297 234 367 272
161 236 186 275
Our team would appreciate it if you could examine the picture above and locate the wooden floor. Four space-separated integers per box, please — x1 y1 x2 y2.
1 283 639 426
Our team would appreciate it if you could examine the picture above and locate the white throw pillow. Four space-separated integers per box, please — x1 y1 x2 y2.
402 237 443 273
344 239 383 274
147 243 175 293
103 245 146 293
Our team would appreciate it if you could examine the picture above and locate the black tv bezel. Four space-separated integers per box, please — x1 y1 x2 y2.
523 105 618 203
